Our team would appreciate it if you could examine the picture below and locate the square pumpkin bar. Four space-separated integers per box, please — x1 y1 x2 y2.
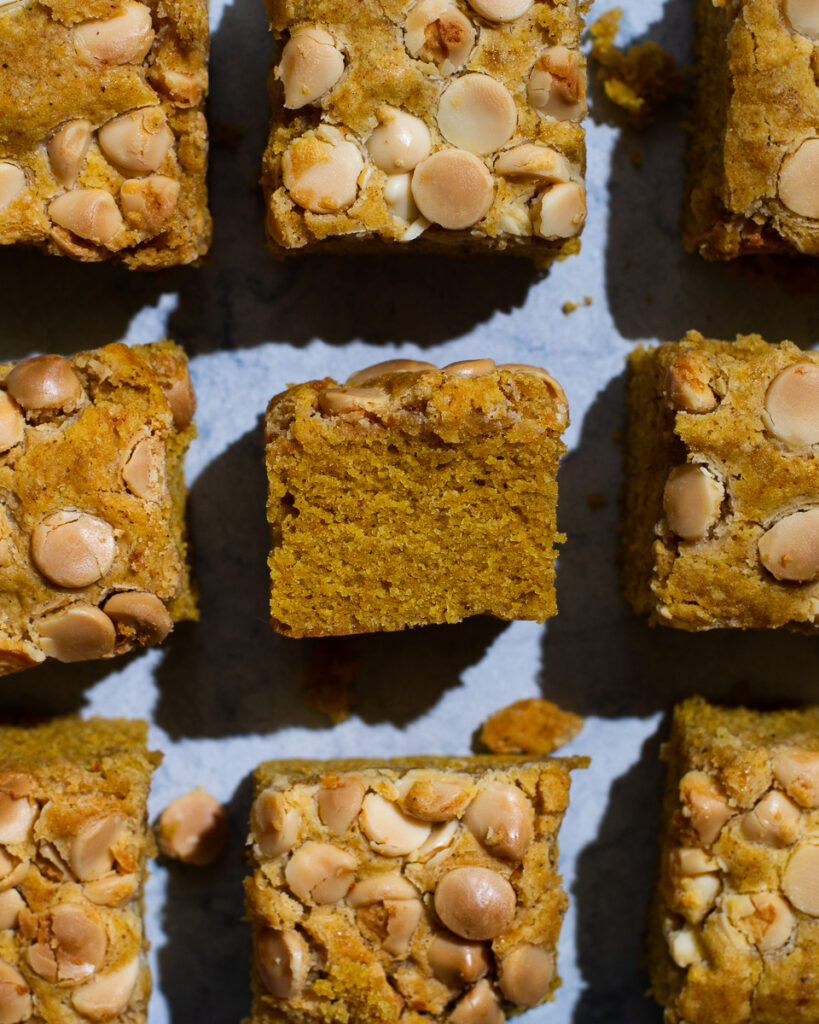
264 357 569 637
0 717 161 1024
648 697 819 1023
0 340 196 674
262 0 587 258
622 331 819 630
244 754 586 1024
0 0 210 267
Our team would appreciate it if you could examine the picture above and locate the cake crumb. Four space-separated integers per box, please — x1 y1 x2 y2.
587 492 608 508
479 698 584 755
562 300 580 315
584 295 593 306
300 639 359 722
590 8 683 124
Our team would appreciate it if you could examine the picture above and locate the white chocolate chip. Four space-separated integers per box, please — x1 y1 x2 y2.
359 793 431 855
466 0 530 21
83 872 138 906
783 843 819 915
103 592 173 647
442 358 495 378
150 67 206 106
667 924 705 968
450 978 505 1024
120 175 180 233
497 202 531 235
414 819 459 860
784 0 819 37
5 354 83 413
679 771 735 845
99 107 174 174
663 464 724 541
122 435 167 501
31 510 116 588
317 775 366 834
434 866 515 940
428 934 489 986
285 842 356 903
38 902 108 983
779 139 819 218
464 784 533 860
531 182 586 239
496 363 566 402
69 815 127 881
48 189 124 245
0 890 22 931
0 393 23 453
317 386 389 415
498 944 554 1007
368 107 431 173
72 957 139 1019
678 872 720 924
412 149 494 229
763 362 819 447
379 898 423 955
0 793 35 844
664 352 717 413
162 364 196 431
725 892 795 951
759 509 819 582
404 0 476 73
348 873 418 906
48 120 92 188
0 164 24 213
494 144 572 184
251 789 300 857
257 928 311 998
383 173 419 222
282 128 364 213
346 360 437 386
157 789 228 866
527 47 585 121
741 790 801 847
277 26 345 108
0 850 27 892
398 771 472 821
666 845 719 878
72 2 154 64
37 604 116 663
773 748 819 807
437 74 516 155
0 961 31 1023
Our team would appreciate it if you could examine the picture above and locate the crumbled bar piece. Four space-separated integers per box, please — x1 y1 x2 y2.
480 698 584 755
0 717 161 1024
0 0 211 267
157 790 228 866
684 0 819 258
622 331 819 631
648 697 819 1023
244 754 587 1024
262 0 587 260
265 358 569 637
589 9 682 124
0 341 196 674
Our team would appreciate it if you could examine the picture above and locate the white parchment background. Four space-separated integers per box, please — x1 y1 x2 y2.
2 0 819 1020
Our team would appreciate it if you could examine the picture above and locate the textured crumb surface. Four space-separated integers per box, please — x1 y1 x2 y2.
0 341 197 675
589 8 682 124
684 0 819 259
0 0 211 267
0 716 161 1023
648 697 819 1023
265 363 569 637
622 330 819 631
245 754 587 1024
480 698 584 754
262 0 586 260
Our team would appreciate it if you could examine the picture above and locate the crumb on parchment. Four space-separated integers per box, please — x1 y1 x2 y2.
480 698 584 755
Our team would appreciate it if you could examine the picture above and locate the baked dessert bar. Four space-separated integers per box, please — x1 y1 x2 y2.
262 0 587 258
244 754 587 1023
648 697 819 1023
0 0 210 267
0 340 197 674
265 357 569 637
0 716 161 1024
622 331 819 631
684 0 819 258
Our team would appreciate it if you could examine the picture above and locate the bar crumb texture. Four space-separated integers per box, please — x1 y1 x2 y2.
649 697 819 1023
622 331 819 631
0 341 197 675
262 0 586 258
245 754 586 1024
265 358 569 637
684 0 819 258
0 0 210 267
0 717 160 1024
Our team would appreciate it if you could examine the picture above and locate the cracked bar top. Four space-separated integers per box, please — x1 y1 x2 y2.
0 0 210 268
0 340 197 675
244 755 587 1024
684 0 819 258
622 331 819 631
262 0 587 260
649 697 819 1024
0 716 161 1024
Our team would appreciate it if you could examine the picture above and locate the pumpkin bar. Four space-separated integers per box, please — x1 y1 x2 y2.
622 331 819 631
648 697 819 1023
0 0 210 267
0 717 161 1024
262 0 586 258
684 0 819 258
0 340 197 675
264 357 569 637
244 754 587 1024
